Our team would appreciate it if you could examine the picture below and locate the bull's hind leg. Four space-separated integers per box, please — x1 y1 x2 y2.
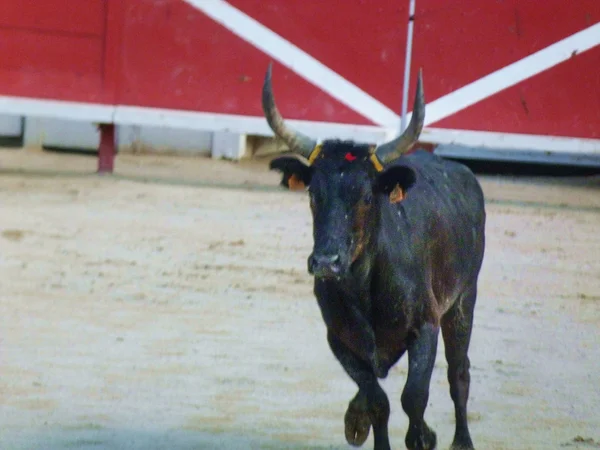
327 331 391 450
401 322 439 450
441 284 477 450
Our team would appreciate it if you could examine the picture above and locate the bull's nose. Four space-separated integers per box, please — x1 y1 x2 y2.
308 253 341 278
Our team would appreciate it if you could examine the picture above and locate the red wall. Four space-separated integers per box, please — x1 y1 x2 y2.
0 0 123 104
0 0 598 139
410 0 600 138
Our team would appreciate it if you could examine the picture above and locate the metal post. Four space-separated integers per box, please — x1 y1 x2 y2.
400 0 416 133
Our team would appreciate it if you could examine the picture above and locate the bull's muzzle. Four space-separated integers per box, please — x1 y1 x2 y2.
308 253 342 279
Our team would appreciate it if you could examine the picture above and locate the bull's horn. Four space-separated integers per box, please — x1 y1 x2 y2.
375 69 425 164
262 63 316 158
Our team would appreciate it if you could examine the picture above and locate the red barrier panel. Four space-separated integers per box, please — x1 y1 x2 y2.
0 0 114 103
0 0 599 172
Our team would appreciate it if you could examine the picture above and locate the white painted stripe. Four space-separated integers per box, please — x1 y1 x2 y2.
0 95 388 143
421 127 600 154
186 1 600 130
423 23 600 125
0 95 115 123
114 106 390 143
2 95 599 153
183 0 399 128
433 146 600 168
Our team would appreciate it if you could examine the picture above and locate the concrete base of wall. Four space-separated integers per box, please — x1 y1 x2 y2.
0 114 22 136
21 117 216 156
0 115 287 161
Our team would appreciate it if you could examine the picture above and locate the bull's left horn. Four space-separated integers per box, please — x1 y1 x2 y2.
375 69 425 164
262 63 316 158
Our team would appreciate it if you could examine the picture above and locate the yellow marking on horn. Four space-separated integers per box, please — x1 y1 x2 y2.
308 144 323 165
369 153 384 172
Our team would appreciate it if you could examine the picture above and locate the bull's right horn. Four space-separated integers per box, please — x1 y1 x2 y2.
262 63 316 159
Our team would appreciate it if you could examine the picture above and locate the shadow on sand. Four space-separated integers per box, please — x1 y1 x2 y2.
3 426 349 450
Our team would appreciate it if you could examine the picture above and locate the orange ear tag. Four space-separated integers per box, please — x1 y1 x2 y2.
389 184 405 203
288 174 306 191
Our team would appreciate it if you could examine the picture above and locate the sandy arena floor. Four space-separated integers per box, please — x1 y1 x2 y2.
1 148 599 450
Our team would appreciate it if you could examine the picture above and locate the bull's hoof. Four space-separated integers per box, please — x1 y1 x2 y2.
449 427 474 449
449 438 474 450
344 397 371 447
405 423 437 450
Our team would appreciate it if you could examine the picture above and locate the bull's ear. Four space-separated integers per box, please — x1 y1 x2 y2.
373 166 416 204
269 155 312 191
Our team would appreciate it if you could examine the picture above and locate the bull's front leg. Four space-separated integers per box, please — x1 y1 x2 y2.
346 302 388 378
328 331 391 450
345 390 372 446
401 322 439 450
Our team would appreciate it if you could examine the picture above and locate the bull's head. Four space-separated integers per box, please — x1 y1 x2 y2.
263 64 425 279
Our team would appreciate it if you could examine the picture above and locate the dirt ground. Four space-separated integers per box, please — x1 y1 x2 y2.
1 147 599 450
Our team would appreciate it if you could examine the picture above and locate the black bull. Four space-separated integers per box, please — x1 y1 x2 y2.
262 64 486 450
